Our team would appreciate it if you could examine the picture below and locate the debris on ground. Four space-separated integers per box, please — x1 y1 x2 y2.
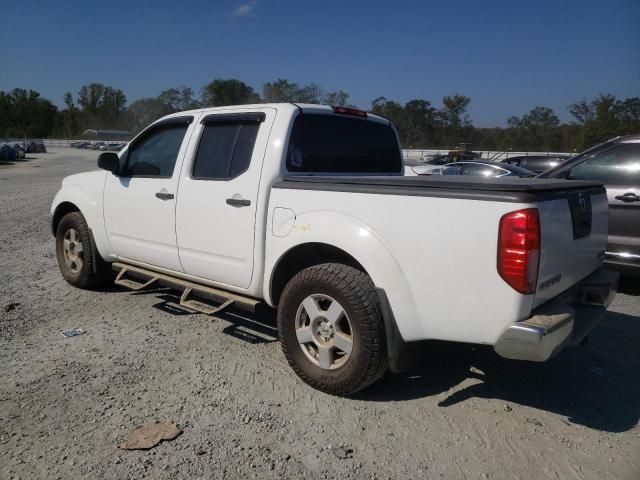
4 302 20 312
118 421 183 450
332 446 354 459
526 418 543 427
61 328 86 338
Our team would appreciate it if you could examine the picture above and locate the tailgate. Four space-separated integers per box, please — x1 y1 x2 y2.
534 187 609 307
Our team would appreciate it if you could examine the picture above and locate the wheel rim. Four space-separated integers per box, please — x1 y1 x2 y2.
295 294 353 370
62 228 84 273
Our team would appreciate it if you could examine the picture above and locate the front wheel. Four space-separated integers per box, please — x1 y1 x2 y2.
277 263 388 395
55 211 109 289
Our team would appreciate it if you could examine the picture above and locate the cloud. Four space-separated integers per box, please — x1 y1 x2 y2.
234 1 256 17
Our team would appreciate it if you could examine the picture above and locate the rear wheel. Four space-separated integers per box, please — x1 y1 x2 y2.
278 263 388 395
55 211 109 289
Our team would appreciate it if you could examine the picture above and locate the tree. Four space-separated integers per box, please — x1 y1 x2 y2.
323 90 350 107
77 83 127 129
582 94 620 146
0 89 57 138
201 79 258 107
568 99 594 124
262 78 323 103
157 86 200 112
127 98 172 133
59 92 81 138
440 95 472 129
506 106 561 151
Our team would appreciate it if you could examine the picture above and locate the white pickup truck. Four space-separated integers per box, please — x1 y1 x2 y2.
51 103 618 395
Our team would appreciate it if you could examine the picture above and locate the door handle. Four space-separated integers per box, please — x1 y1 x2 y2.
614 193 639 202
226 198 251 207
155 192 174 200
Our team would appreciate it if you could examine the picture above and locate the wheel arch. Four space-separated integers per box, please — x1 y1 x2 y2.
269 242 367 307
51 201 80 236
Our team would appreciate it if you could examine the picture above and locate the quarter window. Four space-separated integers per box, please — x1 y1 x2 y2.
192 122 260 180
569 144 640 186
122 123 189 177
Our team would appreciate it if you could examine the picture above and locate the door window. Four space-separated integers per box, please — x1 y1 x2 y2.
192 122 260 180
569 144 640 186
121 123 190 177
460 163 501 177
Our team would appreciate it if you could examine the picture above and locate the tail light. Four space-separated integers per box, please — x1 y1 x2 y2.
497 208 540 294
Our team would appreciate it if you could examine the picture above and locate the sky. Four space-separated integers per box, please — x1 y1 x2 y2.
0 0 638 126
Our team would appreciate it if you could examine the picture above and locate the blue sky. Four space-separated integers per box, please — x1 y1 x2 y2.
0 0 638 126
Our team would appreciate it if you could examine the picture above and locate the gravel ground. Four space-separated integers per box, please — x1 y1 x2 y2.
1 148 639 480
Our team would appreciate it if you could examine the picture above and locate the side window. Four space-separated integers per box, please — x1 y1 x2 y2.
569 144 640 186
122 123 189 177
192 121 260 180
461 163 497 177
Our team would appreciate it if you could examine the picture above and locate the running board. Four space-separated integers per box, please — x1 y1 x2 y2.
112 262 260 314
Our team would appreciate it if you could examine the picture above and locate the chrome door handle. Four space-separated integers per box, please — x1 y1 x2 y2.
614 193 639 202
155 192 174 200
226 198 251 207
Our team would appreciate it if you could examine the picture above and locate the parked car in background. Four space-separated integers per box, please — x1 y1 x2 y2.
27 140 47 153
404 155 450 175
428 161 536 178
540 134 640 275
8 143 26 159
502 155 570 174
90 142 106 150
98 142 126 151
0 144 18 162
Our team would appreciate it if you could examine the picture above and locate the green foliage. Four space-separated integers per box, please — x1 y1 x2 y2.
0 88 57 138
201 79 259 107
2 78 637 151
157 86 201 112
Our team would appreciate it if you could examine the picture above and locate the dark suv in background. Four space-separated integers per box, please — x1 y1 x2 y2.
540 134 640 275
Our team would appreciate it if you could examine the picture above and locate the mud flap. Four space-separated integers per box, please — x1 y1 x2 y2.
376 288 422 373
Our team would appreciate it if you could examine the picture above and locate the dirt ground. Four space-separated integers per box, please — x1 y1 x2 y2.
1 148 639 480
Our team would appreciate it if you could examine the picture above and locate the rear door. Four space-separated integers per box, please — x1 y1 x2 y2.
568 143 640 261
175 109 275 288
103 116 195 271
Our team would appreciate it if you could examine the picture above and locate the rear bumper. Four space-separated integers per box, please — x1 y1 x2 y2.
605 251 640 276
494 268 619 362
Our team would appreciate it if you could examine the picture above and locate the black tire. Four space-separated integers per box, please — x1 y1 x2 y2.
278 263 388 395
55 211 109 289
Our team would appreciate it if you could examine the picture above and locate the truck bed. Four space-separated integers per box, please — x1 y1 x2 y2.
274 175 605 202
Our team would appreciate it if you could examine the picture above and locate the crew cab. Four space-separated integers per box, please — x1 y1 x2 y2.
51 103 618 395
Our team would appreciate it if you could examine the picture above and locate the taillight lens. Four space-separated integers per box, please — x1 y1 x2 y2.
497 208 540 294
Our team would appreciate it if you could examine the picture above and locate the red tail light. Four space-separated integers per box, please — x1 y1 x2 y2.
497 208 540 294
332 106 367 118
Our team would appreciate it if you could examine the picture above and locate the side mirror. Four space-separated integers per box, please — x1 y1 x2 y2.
98 152 120 174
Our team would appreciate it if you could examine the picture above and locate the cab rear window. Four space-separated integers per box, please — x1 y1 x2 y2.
286 114 402 173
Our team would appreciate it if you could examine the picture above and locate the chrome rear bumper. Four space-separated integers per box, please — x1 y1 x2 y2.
494 268 619 362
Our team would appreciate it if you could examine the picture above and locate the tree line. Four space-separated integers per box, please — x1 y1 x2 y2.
1 78 638 152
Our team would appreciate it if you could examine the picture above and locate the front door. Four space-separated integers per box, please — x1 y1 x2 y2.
568 142 640 259
103 116 195 271
175 110 274 288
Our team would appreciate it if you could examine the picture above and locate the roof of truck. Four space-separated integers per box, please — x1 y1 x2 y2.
161 103 388 124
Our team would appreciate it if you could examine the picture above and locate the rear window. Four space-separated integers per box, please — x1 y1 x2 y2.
286 114 402 173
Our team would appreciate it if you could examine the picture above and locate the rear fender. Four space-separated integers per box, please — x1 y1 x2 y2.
264 210 420 340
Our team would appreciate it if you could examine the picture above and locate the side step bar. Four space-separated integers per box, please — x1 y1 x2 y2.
112 262 260 314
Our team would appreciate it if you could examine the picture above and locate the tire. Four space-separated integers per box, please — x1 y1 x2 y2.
278 263 388 395
55 211 109 289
